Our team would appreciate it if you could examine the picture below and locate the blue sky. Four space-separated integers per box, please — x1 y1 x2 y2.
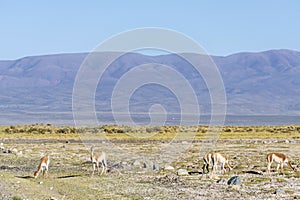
1 0 300 60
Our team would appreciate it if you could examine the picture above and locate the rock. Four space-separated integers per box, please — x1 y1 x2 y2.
227 176 242 185
133 160 141 166
121 161 128 165
153 163 159 171
143 161 153 169
285 140 290 144
9 148 18 154
0 143 4 150
274 188 285 194
110 161 130 170
290 140 296 144
177 169 189 176
164 165 175 171
143 162 147 168
247 165 254 170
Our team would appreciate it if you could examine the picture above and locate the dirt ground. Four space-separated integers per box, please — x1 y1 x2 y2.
0 138 300 200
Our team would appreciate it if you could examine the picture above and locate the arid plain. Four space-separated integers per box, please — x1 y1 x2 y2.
1 124 300 200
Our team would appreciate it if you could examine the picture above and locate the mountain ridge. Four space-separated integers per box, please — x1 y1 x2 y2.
1 49 300 125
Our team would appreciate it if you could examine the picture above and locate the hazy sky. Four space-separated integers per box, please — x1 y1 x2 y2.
1 0 299 59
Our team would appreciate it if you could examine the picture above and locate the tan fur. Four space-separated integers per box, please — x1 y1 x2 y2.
91 146 107 176
212 153 232 174
34 155 50 178
202 153 214 174
266 153 297 173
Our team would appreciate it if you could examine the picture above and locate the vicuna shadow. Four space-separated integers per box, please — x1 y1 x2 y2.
15 175 33 179
57 174 83 179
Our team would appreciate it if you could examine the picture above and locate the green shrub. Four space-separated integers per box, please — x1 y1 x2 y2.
12 196 22 200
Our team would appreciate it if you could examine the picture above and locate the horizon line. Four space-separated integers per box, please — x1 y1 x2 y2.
1 48 299 61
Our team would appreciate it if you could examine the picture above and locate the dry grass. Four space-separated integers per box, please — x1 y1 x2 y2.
1 124 300 141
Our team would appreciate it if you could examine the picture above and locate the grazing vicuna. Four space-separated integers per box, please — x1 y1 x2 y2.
266 153 297 173
212 153 232 174
34 155 50 178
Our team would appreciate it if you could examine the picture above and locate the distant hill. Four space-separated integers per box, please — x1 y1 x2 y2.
1 49 300 125
214 49 300 115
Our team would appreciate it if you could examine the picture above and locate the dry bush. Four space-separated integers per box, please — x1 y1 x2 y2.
3 124 78 134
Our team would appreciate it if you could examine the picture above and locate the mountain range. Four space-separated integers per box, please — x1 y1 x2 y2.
1 49 300 125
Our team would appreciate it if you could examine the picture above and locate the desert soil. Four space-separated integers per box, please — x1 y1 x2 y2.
0 138 300 200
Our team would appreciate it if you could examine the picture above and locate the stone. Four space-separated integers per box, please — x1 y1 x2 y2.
274 188 285 194
285 139 290 144
121 161 128 165
0 143 4 150
133 160 141 166
247 165 254 170
9 148 18 154
227 176 242 185
290 140 296 144
164 165 175 171
143 162 147 168
143 161 153 169
153 163 159 171
177 169 189 176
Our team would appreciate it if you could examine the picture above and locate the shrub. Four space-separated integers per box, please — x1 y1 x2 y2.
12 196 22 200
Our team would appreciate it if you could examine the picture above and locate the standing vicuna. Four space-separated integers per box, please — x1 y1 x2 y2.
90 146 107 176
266 153 297 173
34 155 50 178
